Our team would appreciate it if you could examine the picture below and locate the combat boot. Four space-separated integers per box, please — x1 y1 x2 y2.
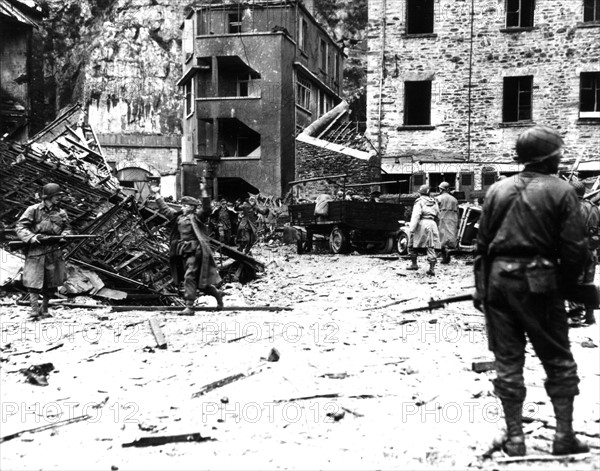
584 308 596 325
500 399 526 456
551 397 590 455
407 255 418 270
206 285 224 310
29 292 40 320
426 261 436 276
40 294 52 319
179 299 195 316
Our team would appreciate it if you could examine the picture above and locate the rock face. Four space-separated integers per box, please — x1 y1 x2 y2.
41 0 192 135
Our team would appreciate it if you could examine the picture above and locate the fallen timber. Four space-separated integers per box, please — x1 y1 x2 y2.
0 107 267 303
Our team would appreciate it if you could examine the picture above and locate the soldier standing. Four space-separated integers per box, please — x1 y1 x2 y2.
435 181 459 264
16 183 72 320
236 196 269 254
474 125 589 456
151 181 223 315
407 185 441 275
568 180 599 325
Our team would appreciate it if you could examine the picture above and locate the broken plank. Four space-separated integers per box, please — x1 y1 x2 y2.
472 360 495 373
363 296 417 311
148 317 167 349
0 414 91 443
496 453 591 464
191 364 266 399
111 305 292 312
122 433 215 448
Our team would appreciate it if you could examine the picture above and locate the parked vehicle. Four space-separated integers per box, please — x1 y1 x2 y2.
395 203 482 255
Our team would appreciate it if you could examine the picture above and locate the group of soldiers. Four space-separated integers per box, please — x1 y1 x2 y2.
406 180 459 276
10 124 597 459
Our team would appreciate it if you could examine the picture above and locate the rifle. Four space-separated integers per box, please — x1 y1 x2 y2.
7 235 100 250
402 293 474 313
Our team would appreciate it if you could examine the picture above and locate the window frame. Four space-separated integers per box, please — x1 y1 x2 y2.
296 76 311 111
299 17 308 51
505 0 535 28
584 0 600 22
320 39 328 73
184 79 194 118
404 80 432 126
580 72 600 118
502 76 533 123
406 0 434 35
228 11 242 34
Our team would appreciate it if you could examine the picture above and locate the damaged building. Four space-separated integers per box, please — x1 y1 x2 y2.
0 0 44 141
368 0 600 199
179 0 345 200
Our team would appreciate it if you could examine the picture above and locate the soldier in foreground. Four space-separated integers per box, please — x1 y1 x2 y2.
568 180 599 325
407 185 440 275
16 183 72 320
435 181 459 264
474 126 589 456
151 181 223 314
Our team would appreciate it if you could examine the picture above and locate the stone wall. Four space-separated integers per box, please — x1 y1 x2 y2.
295 139 375 201
367 0 600 184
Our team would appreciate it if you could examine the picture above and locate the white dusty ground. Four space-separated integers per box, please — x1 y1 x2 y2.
1 244 599 470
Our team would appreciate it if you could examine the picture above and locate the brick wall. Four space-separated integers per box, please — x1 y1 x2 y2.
295 140 378 200
367 0 600 188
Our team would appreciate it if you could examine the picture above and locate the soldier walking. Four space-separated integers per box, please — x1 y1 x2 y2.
151 181 223 315
236 196 269 254
407 185 440 275
474 125 589 456
16 183 72 320
435 181 459 264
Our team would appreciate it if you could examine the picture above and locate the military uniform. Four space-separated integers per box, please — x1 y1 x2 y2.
475 125 589 457
435 183 459 264
155 195 222 313
236 198 269 254
407 186 440 275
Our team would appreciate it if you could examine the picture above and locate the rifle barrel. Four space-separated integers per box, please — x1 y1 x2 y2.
402 293 473 313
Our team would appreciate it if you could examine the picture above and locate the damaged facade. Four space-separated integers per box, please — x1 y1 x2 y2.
0 0 44 141
179 0 344 200
367 0 600 199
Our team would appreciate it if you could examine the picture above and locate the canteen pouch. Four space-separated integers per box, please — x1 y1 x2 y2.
525 256 557 294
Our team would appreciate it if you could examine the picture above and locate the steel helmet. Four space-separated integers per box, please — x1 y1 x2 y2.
438 182 450 191
418 185 430 195
514 126 564 164
570 180 586 198
42 183 65 199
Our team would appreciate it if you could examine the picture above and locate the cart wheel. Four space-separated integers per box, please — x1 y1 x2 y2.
373 236 395 254
329 226 348 254
397 231 409 255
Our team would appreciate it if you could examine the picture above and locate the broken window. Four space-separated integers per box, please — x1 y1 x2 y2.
404 81 432 125
217 56 261 97
229 12 242 34
296 76 311 110
299 17 308 50
184 79 194 117
217 118 261 158
320 39 328 72
584 0 600 22
406 0 434 35
503 76 533 122
580 72 600 118
506 0 534 28
197 9 209 35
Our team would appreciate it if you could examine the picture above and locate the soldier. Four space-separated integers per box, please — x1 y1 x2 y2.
16 183 72 320
435 181 459 264
568 180 599 325
213 198 237 246
407 185 441 275
236 196 269 254
474 125 589 456
151 181 223 315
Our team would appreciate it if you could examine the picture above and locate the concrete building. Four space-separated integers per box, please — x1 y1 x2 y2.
179 0 344 200
368 0 600 199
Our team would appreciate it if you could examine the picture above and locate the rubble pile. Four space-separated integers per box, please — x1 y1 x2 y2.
0 105 263 304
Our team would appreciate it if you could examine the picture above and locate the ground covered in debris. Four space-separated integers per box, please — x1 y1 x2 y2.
1 245 599 470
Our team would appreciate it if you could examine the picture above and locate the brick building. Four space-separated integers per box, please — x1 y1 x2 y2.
179 0 344 200
367 0 600 199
